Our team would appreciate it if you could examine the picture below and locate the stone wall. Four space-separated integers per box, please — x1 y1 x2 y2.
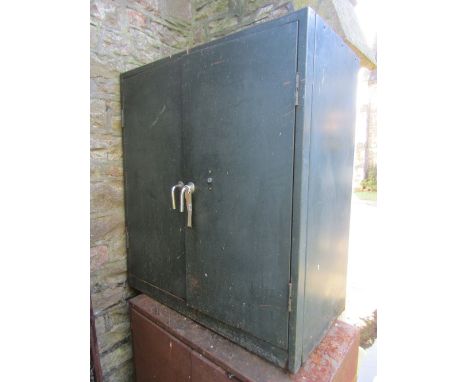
90 1 192 380
191 0 294 44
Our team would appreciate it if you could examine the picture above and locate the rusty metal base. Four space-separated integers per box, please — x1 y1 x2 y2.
129 294 359 382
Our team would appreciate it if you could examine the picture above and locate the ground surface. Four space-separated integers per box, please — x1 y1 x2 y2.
353 191 377 202
340 193 377 382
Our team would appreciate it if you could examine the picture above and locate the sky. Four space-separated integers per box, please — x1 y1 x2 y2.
354 0 377 48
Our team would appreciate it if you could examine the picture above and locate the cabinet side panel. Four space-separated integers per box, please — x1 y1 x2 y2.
302 15 359 358
287 7 316 373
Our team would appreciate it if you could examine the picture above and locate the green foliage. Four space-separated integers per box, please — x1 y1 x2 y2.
360 166 377 192
360 310 377 349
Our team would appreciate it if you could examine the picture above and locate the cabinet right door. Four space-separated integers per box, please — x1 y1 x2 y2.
182 20 299 350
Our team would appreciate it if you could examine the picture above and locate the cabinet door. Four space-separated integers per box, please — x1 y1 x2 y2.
122 58 186 299
182 21 298 349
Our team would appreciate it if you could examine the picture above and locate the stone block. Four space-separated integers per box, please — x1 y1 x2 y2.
91 245 109 271
92 77 121 101
253 3 275 19
90 179 124 214
131 0 161 14
90 212 125 244
104 359 134 382
90 24 101 50
91 114 105 131
90 134 123 161
91 258 127 293
105 303 130 329
127 8 148 28
106 100 122 118
90 159 124 180
111 115 122 133
91 0 119 27
91 284 126 314
90 58 120 79
207 16 240 37
107 232 127 260
160 0 192 21
245 0 280 15
91 98 106 115
194 0 230 21
100 340 133 377
97 326 131 354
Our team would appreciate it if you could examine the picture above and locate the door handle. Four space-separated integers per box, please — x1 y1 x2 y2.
180 182 195 227
171 181 184 210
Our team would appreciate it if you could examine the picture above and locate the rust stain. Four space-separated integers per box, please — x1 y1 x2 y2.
189 275 200 290
291 320 359 382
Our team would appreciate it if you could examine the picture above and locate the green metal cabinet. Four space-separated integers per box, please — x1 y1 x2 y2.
121 7 359 373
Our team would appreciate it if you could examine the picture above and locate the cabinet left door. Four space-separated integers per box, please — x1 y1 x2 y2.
122 57 186 299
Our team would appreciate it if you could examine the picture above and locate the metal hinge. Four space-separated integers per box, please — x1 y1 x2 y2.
288 282 292 312
121 108 125 128
295 72 300 106
125 227 129 249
